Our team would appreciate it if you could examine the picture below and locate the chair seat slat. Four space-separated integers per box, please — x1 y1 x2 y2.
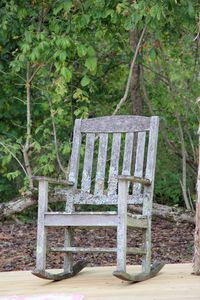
44 213 147 228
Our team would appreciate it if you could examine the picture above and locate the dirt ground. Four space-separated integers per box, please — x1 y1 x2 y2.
0 218 194 272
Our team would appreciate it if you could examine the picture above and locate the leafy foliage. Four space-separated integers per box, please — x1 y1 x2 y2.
0 0 199 208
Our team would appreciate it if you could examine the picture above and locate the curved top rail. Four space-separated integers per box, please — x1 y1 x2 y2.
80 115 157 133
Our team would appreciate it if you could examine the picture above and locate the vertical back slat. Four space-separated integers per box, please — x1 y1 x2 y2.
81 133 95 193
133 132 146 194
122 133 134 176
94 134 108 196
108 133 121 196
144 117 159 203
68 120 82 186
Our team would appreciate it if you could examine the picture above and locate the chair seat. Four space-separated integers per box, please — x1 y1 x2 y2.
44 212 148 228
58 189 144 205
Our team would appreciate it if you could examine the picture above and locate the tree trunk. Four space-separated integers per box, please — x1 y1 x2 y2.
0 190 195 224
129 29 143 115
193 112 200 274
129 203 194 224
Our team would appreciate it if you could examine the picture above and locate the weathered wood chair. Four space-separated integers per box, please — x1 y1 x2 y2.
32 116 164 282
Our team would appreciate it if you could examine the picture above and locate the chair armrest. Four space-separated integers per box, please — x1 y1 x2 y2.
32 176 74 186
118 175 151 186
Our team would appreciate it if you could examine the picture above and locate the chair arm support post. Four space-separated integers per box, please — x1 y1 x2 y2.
116 178 128 272
36 180 48 270
118 175 151 186
32 176 74 186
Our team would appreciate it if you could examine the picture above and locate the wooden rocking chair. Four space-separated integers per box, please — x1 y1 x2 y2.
32 116 164 282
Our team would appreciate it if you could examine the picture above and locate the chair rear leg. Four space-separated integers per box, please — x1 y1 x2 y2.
64 227 73 273
142 219 165 277
142 224 151 274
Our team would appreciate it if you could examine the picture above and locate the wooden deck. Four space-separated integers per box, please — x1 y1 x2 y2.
0 264 199 299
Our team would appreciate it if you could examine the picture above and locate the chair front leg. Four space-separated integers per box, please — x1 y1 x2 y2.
142 192 152 274
116 179 128 273
35 179 48 271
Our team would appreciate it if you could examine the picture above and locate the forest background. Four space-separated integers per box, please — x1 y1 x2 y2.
0 0 200 222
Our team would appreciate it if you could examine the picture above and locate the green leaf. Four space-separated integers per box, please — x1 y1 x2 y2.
59 51 67 61
61 67 72 82
53 1 72 15
188 1 194 17
149 49 156 60
7 170 21 180
21 43 30 52
87 46 96 57
85 57 97 73
30 48 40 61
32 141 41 152
63 0 72 13
24 31 32 43
80 14 90 26
150 5 159 18
73 88 82 99
77 44 87 57
17 8 28 20
81 75 90 87
62 142 71 155
116 4 122 14
103 9 114 18
124 19 133 31
56 38 71 49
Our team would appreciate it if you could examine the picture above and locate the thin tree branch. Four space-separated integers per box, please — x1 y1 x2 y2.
22 62 33 189
28 64 43 83
185 126 197 164
0 142 28 176
48 98 68 177
112 24 147 115
176 112 191 209
0 69 26 83
13 96 26 104
26 62 31 144
141 63 169 85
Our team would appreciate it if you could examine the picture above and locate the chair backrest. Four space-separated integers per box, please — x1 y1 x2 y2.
68 116 159 206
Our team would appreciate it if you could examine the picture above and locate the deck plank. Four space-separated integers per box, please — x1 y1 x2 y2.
0 264 199 299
